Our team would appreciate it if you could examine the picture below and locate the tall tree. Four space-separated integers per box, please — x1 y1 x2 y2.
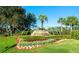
66 16 78 32
39 14 48 30
57 17 65 32
25 12 36 29
0 6 37 35
0 6 26 35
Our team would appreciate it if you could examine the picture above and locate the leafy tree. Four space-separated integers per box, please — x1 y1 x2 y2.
0 6 36 35
39 14 48 30
66 16 78 32
25 12 36 29
0 6 26 35
21 12 36 35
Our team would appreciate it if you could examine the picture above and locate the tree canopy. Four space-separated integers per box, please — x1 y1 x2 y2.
0 6 36 35
57 16 79 32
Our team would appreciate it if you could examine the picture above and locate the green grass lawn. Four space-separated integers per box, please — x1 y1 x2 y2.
0 36 79 53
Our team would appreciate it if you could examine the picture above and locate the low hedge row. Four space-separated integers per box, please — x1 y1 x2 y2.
25 38 47 42
20 35 71 41
49 35 71 39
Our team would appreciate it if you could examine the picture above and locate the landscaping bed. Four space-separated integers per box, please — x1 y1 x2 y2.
16 36 64 50
16 38 55 50
0 35 71 52
1 35 79 53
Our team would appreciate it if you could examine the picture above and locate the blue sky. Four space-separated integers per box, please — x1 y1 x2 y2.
23 6 79 28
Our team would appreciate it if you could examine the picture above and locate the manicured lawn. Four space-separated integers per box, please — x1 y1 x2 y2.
0 36 79 53
0 36 16 53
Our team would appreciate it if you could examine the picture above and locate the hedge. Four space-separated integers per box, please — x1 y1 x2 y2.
20 35 71 41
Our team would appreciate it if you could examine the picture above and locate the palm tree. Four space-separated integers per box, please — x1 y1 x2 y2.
67 16 78 32
39 14 48 30
57 17 65 32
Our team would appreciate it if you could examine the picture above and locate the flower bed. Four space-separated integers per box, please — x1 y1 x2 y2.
16 38 55 50
16 35 64 50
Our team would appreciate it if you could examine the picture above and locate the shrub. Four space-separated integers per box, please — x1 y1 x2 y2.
71 30 79 40
21 31 32 35
3 33 9 37
46 35 71 39
20 35 71 41
61 30 70 35
20 36 48 41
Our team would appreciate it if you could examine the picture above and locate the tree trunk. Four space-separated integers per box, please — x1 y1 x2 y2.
9 26 12 36
41 21 44 30
70 26 73 32
61 24 63 32
8 24 12 36
69 24 73 32
65 25 67 30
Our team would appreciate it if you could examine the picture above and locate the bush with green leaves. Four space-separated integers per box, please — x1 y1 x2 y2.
71 30 79 40
47 35 71 39
20 35 71 41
